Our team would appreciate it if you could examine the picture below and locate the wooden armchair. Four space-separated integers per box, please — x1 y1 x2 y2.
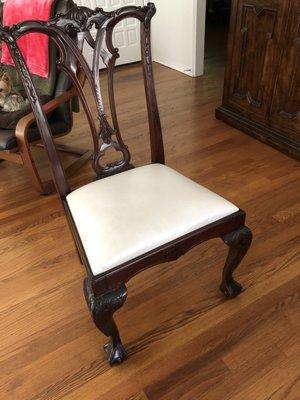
0 0 92 194
0 3 253 366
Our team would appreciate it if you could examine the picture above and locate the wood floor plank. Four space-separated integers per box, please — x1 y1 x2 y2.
45 270 299 400
229 352 300 400
127 392 150 400
1 51 299 399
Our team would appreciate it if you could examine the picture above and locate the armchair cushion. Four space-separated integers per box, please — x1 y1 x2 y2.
66 164 239 276
0 95 51 130
0 119 70 151
0 104 33 130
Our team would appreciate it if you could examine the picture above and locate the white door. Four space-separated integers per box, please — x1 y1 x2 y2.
75 0 144 67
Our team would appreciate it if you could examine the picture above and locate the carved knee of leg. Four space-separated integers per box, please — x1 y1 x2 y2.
83 277 128 366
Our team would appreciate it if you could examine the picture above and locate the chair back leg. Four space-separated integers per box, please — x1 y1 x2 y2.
221 226 253 298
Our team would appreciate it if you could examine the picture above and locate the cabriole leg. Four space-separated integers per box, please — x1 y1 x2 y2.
84 277 128 366
220 226 252 298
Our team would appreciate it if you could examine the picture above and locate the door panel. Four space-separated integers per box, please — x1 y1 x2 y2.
75 0 143 66
269 1 300 139
226 0 284 120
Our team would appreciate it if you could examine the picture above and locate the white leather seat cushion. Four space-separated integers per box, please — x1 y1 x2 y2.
66 164 239 276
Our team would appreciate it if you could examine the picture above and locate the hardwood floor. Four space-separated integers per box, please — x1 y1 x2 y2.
0 57 299 399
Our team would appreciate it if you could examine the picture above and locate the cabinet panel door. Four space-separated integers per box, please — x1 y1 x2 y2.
226 0 285 120
269 1 300 139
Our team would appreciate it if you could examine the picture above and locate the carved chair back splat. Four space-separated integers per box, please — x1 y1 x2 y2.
0 3 252 367
0 3 164 198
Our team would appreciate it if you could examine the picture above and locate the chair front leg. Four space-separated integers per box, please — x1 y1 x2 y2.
83 277 128 366
220 226 252 298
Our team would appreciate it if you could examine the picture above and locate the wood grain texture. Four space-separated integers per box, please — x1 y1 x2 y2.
216 0 300 160
0 52 299 398
127 392 150 400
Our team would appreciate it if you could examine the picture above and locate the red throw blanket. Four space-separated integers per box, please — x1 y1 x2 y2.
1 0 54 78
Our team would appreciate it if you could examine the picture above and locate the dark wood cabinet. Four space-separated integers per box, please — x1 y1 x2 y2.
216 0 300 160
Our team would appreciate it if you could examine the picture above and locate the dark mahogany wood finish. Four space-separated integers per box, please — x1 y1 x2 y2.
0 3 252 366
216 0 300 160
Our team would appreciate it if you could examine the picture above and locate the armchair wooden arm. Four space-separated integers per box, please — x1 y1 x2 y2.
11 85 91 195
15 86 77 138
8 86 78 194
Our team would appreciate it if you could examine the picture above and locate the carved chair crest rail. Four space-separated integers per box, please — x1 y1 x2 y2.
0 3 253 366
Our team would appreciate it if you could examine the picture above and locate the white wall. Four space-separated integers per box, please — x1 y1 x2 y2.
151 0 206 77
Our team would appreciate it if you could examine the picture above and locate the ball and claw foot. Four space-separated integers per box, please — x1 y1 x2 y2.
84 278 128 367
104 341 127 366
220 279 243 299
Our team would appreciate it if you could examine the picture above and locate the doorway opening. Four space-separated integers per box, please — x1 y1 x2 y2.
204 0 231 72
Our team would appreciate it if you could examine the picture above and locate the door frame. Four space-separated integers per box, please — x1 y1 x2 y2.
192 0 206 77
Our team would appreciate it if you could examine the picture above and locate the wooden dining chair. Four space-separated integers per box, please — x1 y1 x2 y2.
0 3 253 366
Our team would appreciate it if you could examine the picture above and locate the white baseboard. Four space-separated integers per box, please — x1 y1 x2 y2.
153 57 195 77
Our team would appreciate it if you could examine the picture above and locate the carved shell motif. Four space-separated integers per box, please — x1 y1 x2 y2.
47 5 111 33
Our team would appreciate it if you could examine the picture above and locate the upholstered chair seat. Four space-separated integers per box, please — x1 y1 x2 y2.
67 164 239 276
